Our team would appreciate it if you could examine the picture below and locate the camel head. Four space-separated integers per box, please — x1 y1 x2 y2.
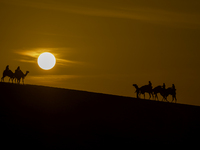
133 84 140 93
132 84 138 89
25 71 29 76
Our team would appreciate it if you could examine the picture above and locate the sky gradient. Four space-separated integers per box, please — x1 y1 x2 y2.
1 0 200 105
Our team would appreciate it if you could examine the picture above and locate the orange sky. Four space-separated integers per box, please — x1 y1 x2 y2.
1 0 200 106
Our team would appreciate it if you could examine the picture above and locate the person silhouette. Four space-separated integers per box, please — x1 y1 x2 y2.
14 66 21 83
172 84 175 90
149 81 152 86
15 66 20 72
172 84 177 102
5 65 9 70
1 65 15 83
163 83 166 89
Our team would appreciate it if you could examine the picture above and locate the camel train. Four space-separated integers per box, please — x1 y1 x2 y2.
1 65 29 84
133 81 177 103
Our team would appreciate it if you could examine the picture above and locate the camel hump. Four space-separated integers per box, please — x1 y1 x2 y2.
141 84 152 89
2 69 14 79
153 85 162 91
154 85 162 89
19 70 23 74
167 87 176 94
3 69 13 75
8 69 13 74
16 69 23 76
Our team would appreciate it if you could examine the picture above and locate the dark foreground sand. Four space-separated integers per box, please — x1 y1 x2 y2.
0 82 200 148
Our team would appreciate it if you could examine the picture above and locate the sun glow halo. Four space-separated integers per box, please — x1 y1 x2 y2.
37 52 56 70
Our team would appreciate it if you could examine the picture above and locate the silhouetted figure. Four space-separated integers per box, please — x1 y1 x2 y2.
1 65 15 83
163 83 165 89
132 84 140 98
152 85 162 100
161 83 168 101
14 66 21 83
16 66 20 72
149 81 152 87
133 81 153 99
6 65 9 70
15 69 29 84
152 84 167 101
171 84 177 103
164 84 177 103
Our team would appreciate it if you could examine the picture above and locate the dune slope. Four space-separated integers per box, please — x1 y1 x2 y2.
0 82 200 148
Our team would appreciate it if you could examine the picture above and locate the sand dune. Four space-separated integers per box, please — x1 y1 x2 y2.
0 82 200 148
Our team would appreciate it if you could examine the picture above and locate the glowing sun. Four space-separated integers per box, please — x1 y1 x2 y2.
37 52 56 70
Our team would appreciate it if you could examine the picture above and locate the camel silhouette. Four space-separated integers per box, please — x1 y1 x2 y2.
15 70 29 84
163 84 177 102
152 85 168 101
152 85 163 100
1 66 15 83
133 81 153 99
152 84 177 102
133 81 177 102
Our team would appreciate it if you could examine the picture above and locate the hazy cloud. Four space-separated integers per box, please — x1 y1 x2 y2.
28 74 79 80
14 48 79 66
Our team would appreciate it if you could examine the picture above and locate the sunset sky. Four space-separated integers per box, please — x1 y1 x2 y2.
1 0 200 106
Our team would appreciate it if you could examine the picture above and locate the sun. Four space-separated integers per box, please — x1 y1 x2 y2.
37 52 56 70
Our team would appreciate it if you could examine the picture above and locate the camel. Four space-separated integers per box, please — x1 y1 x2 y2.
163 85 177 103
152 85 162 100
152 85 167 101
15 70 29 84
132 84 140 98
133 83 153 99
1 69 15 83
152 84 177 102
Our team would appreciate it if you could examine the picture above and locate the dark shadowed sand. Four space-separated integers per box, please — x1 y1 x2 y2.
0 82 200 148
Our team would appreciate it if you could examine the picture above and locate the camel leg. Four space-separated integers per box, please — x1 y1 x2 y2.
174 94 177 103
162 96 167 101
9 78 13 83
149 93 151 99
155 94 158 101
1 76 4 82
173 95 177 103
151 93 154 99
136 92 139 98
163 96 166 101
172 95 174 102
138 92 141 99
9 77 12 83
